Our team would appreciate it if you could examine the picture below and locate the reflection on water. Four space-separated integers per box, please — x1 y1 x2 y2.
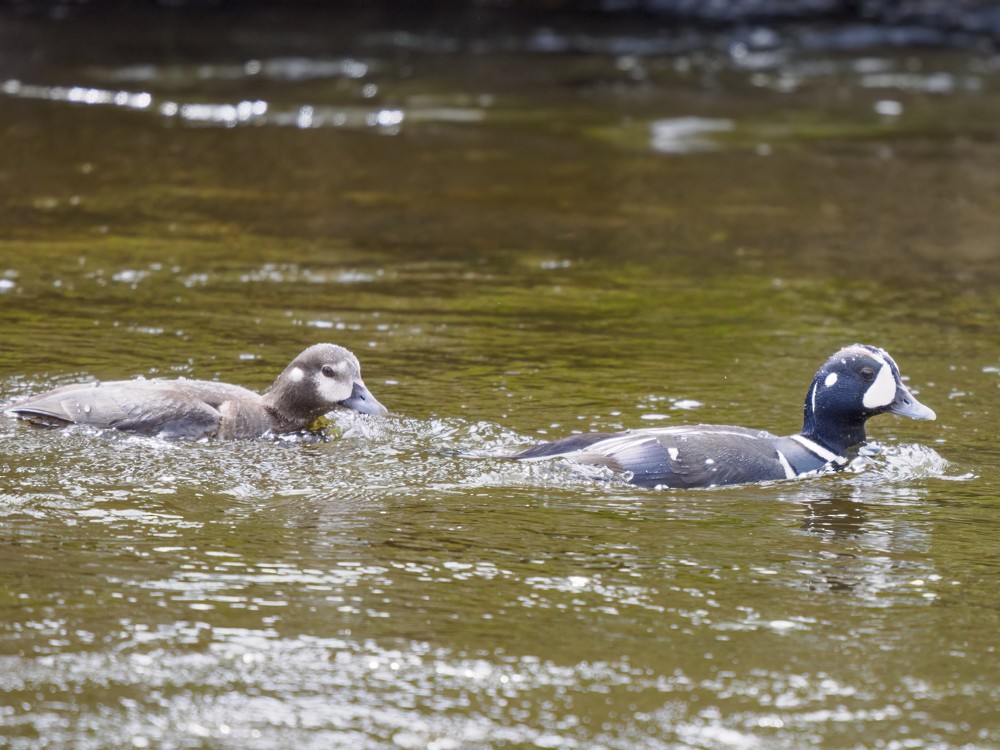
2 78 419 132
2 6 1000 748
650 117 734 153
5 46 994 151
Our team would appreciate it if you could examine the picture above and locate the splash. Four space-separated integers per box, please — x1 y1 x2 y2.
847 441 965 484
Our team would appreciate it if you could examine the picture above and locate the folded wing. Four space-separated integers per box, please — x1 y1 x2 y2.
516 425 790 488
9 381 223 439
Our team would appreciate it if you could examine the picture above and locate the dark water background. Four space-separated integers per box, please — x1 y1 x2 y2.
1 5 999 749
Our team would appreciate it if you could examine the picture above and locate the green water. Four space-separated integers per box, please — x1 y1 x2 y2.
1 8 999 749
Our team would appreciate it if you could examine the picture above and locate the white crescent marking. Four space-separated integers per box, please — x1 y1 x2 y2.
775 450 796 479
863 364 896 408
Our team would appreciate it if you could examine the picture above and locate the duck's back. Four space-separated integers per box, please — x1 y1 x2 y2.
8 378 268 439
517 425 798 488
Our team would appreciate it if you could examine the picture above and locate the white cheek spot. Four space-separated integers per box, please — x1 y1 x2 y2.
667 447 679 461
824 372 838 388
289 367 305 383
863 364 896 408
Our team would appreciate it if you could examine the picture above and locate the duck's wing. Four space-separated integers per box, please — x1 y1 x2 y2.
8 381 223 439
512 432 619 460
518 425 791 489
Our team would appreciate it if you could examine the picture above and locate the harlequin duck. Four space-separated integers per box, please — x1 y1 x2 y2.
5 343 387 440
513 344 935 488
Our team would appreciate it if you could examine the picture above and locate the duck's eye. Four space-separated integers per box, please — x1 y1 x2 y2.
860 367 875 381
321 365 336 378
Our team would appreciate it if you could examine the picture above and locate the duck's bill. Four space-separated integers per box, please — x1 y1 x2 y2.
889 385 936 420
339 380 388 416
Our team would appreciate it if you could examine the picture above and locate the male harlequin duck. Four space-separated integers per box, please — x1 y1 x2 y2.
513 344 935 489
5 343 387 440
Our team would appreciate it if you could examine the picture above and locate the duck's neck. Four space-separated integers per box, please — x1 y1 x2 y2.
262 386 320 432
800 419 867 456
800 381 868 455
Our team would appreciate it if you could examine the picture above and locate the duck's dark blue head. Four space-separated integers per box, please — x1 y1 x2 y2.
801 344 935 452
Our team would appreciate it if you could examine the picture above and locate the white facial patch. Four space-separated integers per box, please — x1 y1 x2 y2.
288 367 305 383
316 372 353 403
862 364 896 408
824 372 838 388
667 447 679 461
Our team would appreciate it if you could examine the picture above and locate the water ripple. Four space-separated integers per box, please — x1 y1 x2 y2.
1 78 483 132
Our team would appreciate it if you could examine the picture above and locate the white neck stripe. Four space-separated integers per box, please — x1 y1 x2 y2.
790 434 846 465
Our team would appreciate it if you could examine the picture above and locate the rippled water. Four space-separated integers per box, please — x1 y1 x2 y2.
2 6 1000 749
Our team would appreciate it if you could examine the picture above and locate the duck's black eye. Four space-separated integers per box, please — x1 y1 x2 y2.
860 367 875 381
321 365 335 378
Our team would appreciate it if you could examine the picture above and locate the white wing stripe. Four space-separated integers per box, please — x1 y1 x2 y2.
591 435 659 456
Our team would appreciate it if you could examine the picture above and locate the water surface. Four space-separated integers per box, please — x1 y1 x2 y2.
1 8 999 749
